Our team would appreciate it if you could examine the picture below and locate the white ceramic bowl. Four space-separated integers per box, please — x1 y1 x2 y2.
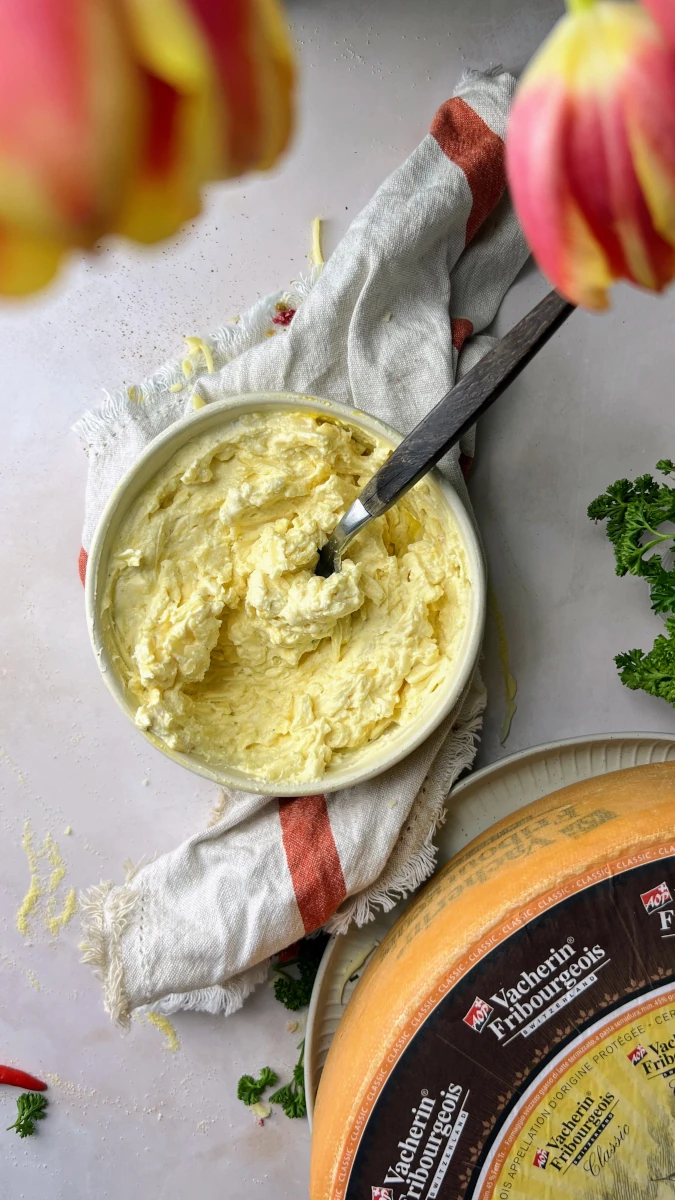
86 393 486 795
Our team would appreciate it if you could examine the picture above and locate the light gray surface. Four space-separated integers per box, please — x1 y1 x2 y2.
1 1 673 1197
473 267 675 767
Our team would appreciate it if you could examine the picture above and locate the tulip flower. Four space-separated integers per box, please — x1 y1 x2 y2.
643 0 675 46
506 0 675 309
0 0 294 296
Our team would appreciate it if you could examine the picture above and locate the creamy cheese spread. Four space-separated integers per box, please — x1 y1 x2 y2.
103 411 471 785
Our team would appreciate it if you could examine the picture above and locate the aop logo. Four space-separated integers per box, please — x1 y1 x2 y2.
371 1189 394 1200
640 882 672 913
533 1149 548 1169
463 996 494 1032
627 1045 647 1065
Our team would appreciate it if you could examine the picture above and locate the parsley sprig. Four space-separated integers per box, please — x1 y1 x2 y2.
7 1092 48 1138
589 461 675 701
269 1041 307 1119
236 1066 278 1107
236 934 328 1120
271 935 328 1011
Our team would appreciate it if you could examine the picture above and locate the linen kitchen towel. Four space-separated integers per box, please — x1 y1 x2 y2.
76 69 529 1024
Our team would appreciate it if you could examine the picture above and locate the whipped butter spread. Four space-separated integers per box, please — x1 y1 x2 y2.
103 411 471 784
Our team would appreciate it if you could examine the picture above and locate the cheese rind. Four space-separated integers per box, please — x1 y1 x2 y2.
310 762 675 1199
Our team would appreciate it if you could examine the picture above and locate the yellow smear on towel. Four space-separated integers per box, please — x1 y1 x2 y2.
146 1012 180 1053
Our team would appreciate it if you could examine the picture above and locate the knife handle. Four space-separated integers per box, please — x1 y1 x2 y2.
359 290 574 518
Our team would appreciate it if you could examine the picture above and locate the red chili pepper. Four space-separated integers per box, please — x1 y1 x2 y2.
0 1066 46 1091
272 308 296 326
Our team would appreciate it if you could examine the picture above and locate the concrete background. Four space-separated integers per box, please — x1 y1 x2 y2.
1 1 673 1196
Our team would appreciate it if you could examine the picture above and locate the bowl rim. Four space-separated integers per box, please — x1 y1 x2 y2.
86 391 486 795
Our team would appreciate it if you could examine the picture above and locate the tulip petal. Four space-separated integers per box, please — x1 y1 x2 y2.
507 0 675 308
0 0 140 244
0 225 64 296
244 0 294 171
118 0 294 243
0 0 294 291
115 71 204 243
568 85 675 293
625 40 675 245
507 83 614 309
642 0 675 49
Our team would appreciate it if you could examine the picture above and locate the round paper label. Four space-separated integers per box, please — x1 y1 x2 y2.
340 845 675 1199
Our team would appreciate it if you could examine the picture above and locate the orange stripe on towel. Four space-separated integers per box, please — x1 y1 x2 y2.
279 794 346 932
451 317 473 352
430 97 506 243
78 547 88 586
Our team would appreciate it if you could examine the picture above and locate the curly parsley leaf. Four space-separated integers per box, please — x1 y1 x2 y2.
589 462 675 707
587 468 675 583
272 934 329 1011
641 557 675 615
615 618 675 704
237 1066 278 1107
238 937 328 1120
269 1041 307 1119
7 1092 48 1138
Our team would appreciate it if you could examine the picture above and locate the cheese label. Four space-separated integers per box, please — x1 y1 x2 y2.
338 845 675 1199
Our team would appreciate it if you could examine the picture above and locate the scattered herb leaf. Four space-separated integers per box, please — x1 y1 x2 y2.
238 936 328 1120
7 1092 48 1138
615 618 675 703
237 1066 278 1107
269 1041 307 1119
589 462 675 704
588 467 675 588
272 934 329 1011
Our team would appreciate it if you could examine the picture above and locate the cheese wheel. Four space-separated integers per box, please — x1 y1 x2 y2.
311 762 675 1199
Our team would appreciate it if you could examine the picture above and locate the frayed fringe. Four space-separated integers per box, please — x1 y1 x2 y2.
324 676 486 935
458 65 506 86
144 961 270 1017
79 878 138 1028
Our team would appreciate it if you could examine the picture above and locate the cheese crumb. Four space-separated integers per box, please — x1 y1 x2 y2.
16 820 77 937
146 1012 180 1053
310 216 324 268
184 336 214 375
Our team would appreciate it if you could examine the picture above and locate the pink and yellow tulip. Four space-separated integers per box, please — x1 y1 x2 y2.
506 0 675 309
0 0 294 296
643 0 675 46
